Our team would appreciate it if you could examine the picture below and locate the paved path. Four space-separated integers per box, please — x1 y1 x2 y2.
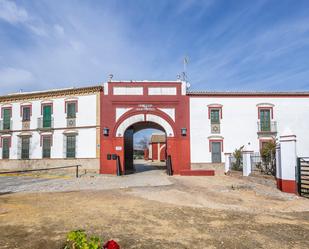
0 162 172 193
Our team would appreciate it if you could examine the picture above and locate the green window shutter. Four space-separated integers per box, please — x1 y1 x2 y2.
3 109 11 129
2 138 10 159
66 135 76 158
22 107 31 121
42 136 51 158
43 105 52 128
67 103 76 118
260 109 271 131
21 137 30 159
210 109 220 124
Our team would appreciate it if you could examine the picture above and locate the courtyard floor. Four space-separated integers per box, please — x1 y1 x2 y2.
0 163 309 248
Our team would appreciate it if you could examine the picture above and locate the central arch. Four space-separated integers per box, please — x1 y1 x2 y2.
123 121 167 174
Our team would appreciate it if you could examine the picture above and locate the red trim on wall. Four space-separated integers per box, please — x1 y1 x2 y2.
276 178 296 194
208 106 223 119
257 107 273 119
209 139 224 152
40 134 53 146
20 105 32 118
41 103 53 115
1 107 12 118
65 100 78 113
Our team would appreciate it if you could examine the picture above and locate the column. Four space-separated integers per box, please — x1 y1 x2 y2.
224 153 231 173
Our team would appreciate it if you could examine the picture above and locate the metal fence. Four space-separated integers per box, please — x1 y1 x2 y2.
250 152 275 176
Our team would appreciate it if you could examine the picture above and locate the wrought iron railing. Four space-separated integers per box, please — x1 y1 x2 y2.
0 120 12 131
257 120 277 133
37 117 54 129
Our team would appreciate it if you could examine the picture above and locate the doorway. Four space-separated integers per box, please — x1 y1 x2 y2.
123 121 167 174
211 142 222 163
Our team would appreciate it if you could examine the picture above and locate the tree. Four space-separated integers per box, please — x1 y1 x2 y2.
137 136 149 150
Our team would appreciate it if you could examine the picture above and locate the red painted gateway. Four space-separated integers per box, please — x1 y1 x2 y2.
100 80 191 175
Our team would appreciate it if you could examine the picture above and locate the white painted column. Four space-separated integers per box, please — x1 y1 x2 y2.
275 143 281 188
224 153 231 173
278 129 297 193
242 144 253 177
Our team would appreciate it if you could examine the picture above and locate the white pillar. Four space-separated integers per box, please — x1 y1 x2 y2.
242 144 253 177
224 153 231 173
278 129 297 193
275 143 281 189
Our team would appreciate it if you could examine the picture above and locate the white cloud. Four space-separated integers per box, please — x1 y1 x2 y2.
0 67 34 88
0 0 28 24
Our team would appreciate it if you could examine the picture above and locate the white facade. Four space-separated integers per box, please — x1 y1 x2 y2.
190 96 309 163
0 87 100 162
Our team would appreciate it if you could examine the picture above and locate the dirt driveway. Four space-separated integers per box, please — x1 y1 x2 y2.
0 172 309 249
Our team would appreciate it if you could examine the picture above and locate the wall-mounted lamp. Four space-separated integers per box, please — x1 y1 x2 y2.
181 128 187 136
103 127 109 136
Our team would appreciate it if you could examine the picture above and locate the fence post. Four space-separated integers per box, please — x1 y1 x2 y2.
242 144 253 176
76 165 79 178
278 129 297 193
224 153 231 173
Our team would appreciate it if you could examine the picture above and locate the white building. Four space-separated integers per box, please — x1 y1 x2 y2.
0 86 102 170
189 91 309 166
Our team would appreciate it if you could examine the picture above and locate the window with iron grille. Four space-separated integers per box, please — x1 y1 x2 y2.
21 137 30 159
67 102 76 118
3 108 11 130
42 136 51 158
2 137 10 159
66 135 76 158
22 106 31 121
210 109 220 124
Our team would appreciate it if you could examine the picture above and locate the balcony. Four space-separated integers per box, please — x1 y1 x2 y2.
257 121 277 134
210 119 220 134
0 120 12 132
37 117 54 130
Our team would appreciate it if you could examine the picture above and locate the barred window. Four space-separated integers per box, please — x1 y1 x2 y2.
22 106 31 121
67 102 76 119
2 137 10 159
66 135 76 158
210 109 220 124
21 137 30 159
42 136 51 158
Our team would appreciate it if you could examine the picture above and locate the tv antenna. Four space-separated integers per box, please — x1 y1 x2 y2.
182 56 189 82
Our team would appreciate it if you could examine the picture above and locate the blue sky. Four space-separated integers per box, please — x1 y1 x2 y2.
1 0 309 94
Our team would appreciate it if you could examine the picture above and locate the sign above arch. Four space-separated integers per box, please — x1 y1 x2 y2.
115 114 175 137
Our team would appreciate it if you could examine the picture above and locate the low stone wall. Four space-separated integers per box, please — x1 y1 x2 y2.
191 163 225 175
0 158 100 172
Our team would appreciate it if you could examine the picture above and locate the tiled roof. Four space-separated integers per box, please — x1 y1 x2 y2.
187 90 309 96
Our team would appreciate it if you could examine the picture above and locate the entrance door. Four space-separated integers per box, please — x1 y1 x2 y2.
124 128 134 174
211 142 221 163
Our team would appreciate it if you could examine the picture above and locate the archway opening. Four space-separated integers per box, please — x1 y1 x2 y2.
124 121 167 174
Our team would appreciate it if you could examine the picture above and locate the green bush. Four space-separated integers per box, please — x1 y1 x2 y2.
64 230 101 249
232 145 244 171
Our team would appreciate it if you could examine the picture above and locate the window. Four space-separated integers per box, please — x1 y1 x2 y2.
21 137 30 159
2 108 11 130
66 102 77 118
42 105 52 128
42 136 51 158
259 109 271 131
210 109 220 124
22 106 31 121
2 137 10 159
66 135 76 158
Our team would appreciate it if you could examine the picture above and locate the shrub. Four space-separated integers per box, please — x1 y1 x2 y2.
232 145 244 171
64 230 101 249
260 140 276 176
